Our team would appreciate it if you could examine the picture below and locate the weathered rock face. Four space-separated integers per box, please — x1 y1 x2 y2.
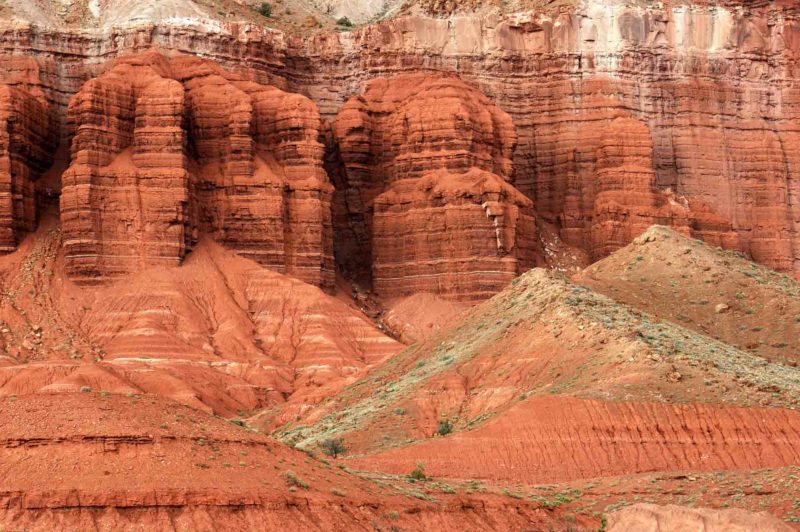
527 86 696 261
607 503 794 532
2 2 799 280
297 3 800 277
332 74 538 300
0 84 55 252
2 5 800 531
61 52 334 288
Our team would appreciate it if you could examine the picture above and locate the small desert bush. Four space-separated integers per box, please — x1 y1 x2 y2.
258 2 272 17
408 462 427 481
321 438 346 458
283 470 309 490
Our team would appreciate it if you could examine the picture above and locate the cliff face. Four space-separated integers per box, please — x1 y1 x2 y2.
331 74 537 300
61 52 334 288
1 3 800 531
0 84 55 252
297 2 800 277
0 0 796 288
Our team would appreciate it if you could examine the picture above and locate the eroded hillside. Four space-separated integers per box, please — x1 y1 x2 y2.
0 0 799 530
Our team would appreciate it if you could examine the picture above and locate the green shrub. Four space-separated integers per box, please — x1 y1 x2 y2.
283 470 309 489
258 2 272 17
437 419 453 436
409 462 427 481
321 438 346 458
336 16 353 27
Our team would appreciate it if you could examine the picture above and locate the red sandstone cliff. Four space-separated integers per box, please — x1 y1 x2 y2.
0 2 799 531
0 84 55 252
61 52 334 289
331 74 538 300
298 3 800 277
0 1 796 284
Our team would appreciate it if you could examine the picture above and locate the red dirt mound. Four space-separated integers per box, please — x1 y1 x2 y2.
277 267 800 455
269 241 800 528
0 216 401 417
381 293 471 344
346 395 800 484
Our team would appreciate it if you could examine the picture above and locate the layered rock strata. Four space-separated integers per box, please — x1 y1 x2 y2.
0 84 55 252
298 4 800 276
61 52 334 288
0 2 798 278
332 74 538 300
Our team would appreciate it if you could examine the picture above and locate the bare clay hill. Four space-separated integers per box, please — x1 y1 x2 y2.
274 226 800 526
0 214 402 418
577 225 800 365
0 393 577 531
0 219 583 531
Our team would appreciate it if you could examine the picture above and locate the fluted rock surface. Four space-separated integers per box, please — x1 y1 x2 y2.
298 3 800 276
62 52 334 288
0 2 799 277
2 2 799 279
527 87 740 261
0 85 55 252
332 74 538 300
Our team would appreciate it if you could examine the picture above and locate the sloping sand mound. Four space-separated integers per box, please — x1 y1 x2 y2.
279 267 800 455
0 219 401 417
0 393 569 531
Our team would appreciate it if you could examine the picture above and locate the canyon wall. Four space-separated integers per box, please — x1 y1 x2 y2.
299 1 800 276
0 84 55 252
0 0 796 291
61 52 334 288
331 74 537 300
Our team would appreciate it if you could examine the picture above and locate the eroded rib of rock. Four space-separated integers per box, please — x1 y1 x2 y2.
526 85 740 263
62 52 334 289
0 84 56 252
332 74 538 301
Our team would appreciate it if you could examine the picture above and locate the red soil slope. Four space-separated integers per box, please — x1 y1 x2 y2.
0 215 401 417
272 230 800 529
347 395 800 483
577 225 800 365
0 393 574 531
278 258 800 455
381 293 471 344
